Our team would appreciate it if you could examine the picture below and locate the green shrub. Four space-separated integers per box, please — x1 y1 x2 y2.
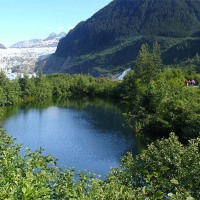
0 129 198 199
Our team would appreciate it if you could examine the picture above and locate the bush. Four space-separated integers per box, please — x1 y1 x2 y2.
109 133 199 199
0 129 198 199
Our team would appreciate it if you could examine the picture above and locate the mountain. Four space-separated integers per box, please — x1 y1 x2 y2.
40 0 200 76
0 43 6 49
0 47 56 75
10 32 66 48
44 32 66 41
0 33 68 78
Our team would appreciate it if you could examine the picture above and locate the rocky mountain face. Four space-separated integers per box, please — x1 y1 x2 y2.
10 32 66 48
40 0 200 76
0 33 66 76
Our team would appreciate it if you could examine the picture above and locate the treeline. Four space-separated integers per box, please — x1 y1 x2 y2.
0 72 119 107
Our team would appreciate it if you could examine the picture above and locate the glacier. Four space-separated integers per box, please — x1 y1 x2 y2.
0 47 56 79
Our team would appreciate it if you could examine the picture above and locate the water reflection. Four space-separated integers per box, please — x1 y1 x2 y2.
0 98 140 176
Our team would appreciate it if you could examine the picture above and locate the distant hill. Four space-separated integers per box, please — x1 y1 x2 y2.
40 0 200 76
0 43 6 49
10 32 66 48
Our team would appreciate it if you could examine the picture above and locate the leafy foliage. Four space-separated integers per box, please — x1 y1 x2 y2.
0 72 20 106
0 129 198 199
0 73 119 105
115 133 200 199
121 44 200 140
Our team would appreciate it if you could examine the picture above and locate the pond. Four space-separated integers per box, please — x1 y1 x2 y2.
0 99 141 177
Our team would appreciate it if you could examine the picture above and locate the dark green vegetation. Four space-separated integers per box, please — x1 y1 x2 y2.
1 43 200 198
40 0 200 76
0 72 118 107
120 44 200 141
0 72 21 106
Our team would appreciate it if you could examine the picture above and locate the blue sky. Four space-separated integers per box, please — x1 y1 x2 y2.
0 0 112 47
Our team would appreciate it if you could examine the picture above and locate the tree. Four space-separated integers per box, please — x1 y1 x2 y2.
4 80 21 105
34 76 52 100
0 72 8 86
134 43 162 84
18 75 36 99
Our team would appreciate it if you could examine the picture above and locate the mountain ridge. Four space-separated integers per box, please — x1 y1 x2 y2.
40 0 200 76
0 34 61 76
0 43 6 49
10 32 66 48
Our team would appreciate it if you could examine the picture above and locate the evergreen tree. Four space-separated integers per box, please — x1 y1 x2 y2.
134 43 162 84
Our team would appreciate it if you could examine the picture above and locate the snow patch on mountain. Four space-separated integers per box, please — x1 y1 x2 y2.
0 47 56 75
10 32 66 48
0 33 66 79
0 43 6 49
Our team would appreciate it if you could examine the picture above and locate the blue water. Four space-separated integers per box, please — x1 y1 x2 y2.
0 100 139 176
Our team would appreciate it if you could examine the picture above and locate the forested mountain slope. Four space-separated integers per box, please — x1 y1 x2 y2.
40 0 200 76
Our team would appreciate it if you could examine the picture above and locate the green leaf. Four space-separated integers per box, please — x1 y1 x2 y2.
142 186 147 194
170 178 179 185
22 187 27 194
155 190 164 199
161 166 170 171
